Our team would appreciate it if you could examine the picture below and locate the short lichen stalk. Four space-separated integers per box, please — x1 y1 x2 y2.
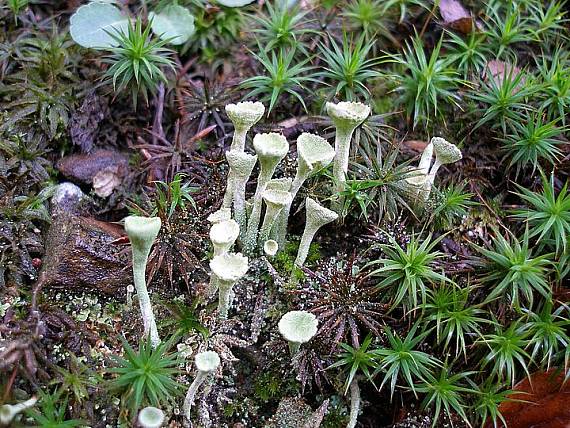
403 137 462 210
210 253 249 319
290 198 338 283
124 216 162 348
0 397 37 425
183 351 220 424
347 378 361 428
243 133 289 254
326 102 371 213
274 133 335 249
207 219 240 297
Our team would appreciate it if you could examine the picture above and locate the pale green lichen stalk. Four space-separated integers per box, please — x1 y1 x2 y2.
259 189 292 245
207 219 240 297
347 378 361 428
223 150 257 237
209 252 249 319
225 101 265 152
426 137 462 189
124 216 162 348
243 133 289 254
326 101 371 213
403 137 462 208
138 406 165 428
278 310 318 356
291 198 338 282
183 350 221 423
0 397 37 426
274 133 335 248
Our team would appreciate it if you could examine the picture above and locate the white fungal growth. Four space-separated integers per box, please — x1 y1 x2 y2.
275 133 335 248
183 350 221 423
210 253 249 319
293 198 338 276
326 102 370 212
243 133 289 254
278 310 318 355
0 397 37 425
259 189 292 245
225 101 265 152
124 216 162 348
138 406 165 428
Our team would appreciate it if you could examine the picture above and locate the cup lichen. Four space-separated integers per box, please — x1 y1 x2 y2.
278 310 318 355
243 133 289 254
138 406 165 428
183 350 221 423
326 101 370 212
209 252 249 319
124 215 162 348
225 101 265 152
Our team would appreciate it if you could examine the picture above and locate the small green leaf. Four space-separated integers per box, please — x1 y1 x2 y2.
149 5 195 45
70 2 130 49
216 0 256 7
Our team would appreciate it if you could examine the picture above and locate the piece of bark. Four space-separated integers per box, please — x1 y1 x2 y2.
69 91 109 153
40 214 130 295
484 368 570 428
57 149 128 185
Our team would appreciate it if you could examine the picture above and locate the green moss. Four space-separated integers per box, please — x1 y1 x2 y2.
273 241 321 281
253 371 299 404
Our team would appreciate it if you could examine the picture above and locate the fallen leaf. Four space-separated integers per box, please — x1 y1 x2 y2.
484 368 570 428
92 165 122 198
439 0 481 33
403 140 429 152
483 60 525 89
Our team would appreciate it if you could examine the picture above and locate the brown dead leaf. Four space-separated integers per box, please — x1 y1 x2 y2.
483 60 525 89
93 165 122 198
403 140 429 152
439 0 481 33
484 369 570 428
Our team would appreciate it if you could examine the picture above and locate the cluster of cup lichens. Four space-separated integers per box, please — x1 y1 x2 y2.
114 99 462 427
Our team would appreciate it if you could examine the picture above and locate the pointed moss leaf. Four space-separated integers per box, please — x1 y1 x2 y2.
70 2 129 49
149 5 195 45
216 0 256 7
